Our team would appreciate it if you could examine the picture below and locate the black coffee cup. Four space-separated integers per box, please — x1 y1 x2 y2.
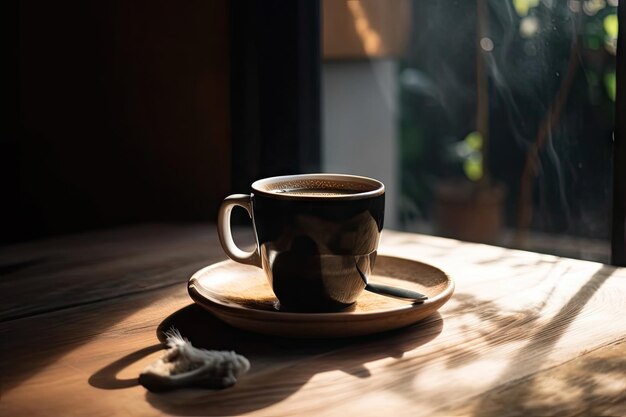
217 173 385 312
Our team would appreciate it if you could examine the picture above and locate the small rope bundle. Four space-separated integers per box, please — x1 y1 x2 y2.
139 328 250 392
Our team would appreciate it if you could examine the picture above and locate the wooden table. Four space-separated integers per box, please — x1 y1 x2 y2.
1 224 625 416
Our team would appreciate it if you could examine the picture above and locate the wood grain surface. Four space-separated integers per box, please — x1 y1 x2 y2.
1 225 625 416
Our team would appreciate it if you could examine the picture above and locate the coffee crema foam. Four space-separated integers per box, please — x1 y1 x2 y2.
263 179 374 196
272 188 363 197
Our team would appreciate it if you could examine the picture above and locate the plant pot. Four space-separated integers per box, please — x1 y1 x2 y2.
433 180 506 244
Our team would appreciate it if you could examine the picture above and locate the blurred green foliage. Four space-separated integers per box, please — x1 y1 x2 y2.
398 0 617 237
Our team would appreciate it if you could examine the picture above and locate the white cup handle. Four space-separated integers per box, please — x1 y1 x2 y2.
217 194 262 267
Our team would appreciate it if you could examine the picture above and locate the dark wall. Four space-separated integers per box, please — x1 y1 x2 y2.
230 0 321 193
6 0 230 243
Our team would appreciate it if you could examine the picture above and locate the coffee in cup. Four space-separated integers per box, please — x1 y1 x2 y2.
217 173 385 312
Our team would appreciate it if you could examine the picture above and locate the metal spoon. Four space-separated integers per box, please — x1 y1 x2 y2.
356 262 428 303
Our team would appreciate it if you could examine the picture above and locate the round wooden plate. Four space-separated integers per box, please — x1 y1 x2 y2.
188 255 454 338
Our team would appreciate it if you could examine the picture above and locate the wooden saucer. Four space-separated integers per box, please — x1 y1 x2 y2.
187 255 454 338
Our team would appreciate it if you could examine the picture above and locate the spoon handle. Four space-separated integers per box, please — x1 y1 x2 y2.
364 283 428 303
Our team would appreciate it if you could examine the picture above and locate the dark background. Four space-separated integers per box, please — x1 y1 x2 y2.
7 0 231 243
6 0 321 244
4 0 623 264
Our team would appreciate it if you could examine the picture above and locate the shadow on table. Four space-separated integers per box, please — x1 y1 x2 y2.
142 304 443 416
1 225 224 393
89 344 163 389
468 264 618 417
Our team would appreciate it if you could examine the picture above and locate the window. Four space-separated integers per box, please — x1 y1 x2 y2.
322 0 620 263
